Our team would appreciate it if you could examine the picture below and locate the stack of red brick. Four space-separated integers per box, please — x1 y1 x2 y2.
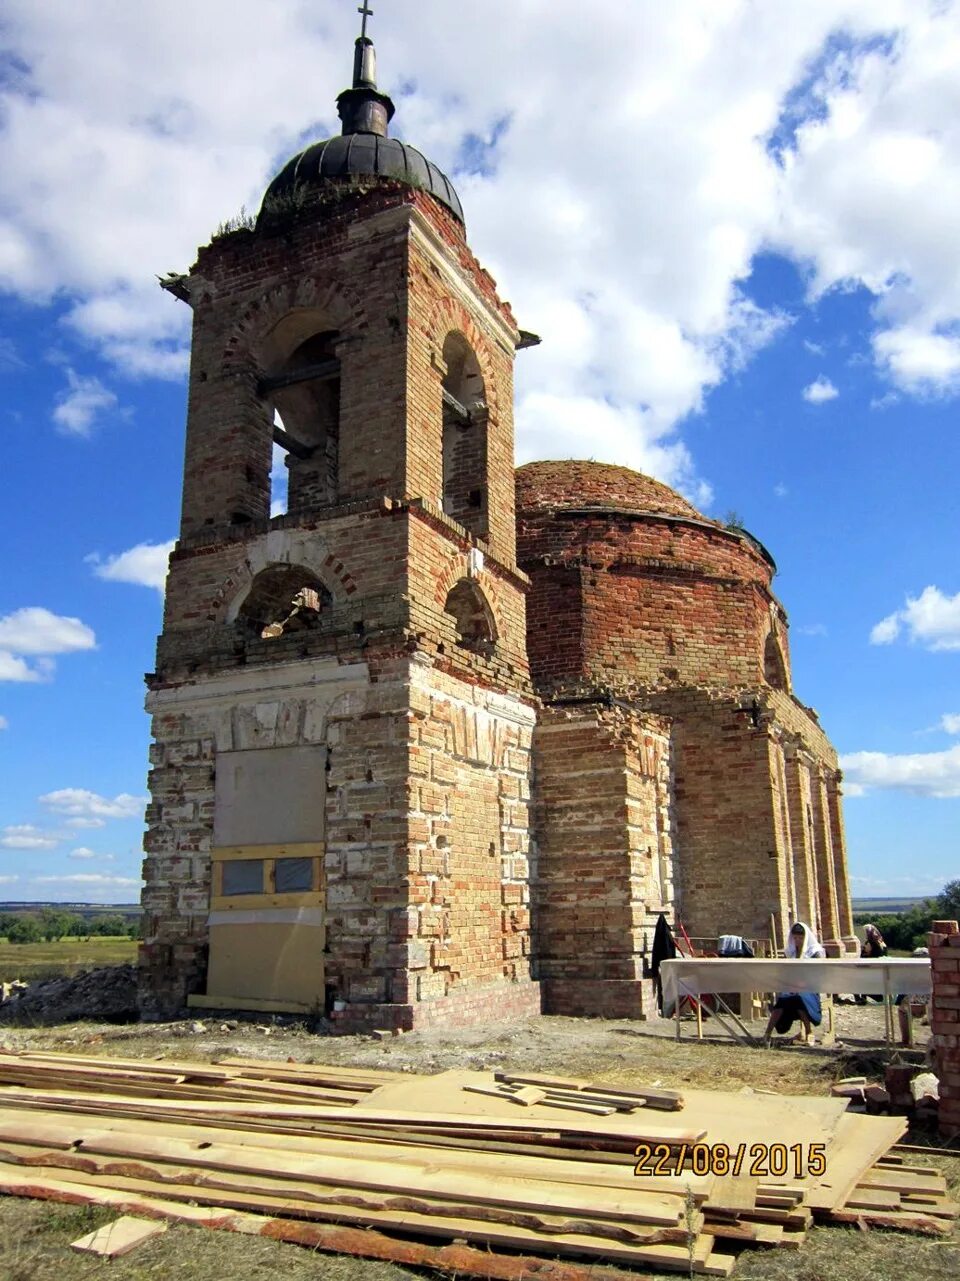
929 918 960 1138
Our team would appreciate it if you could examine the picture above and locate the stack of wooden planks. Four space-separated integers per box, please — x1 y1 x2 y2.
0 1052 954 1279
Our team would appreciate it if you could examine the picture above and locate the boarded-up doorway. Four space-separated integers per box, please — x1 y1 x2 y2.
191 744 327 1014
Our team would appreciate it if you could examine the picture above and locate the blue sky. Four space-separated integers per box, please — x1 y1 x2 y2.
0 0 958 903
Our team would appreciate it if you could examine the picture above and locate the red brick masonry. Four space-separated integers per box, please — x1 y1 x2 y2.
929 918 960 1138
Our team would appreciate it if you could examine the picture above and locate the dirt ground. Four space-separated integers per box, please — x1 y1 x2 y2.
0 1000 953 1281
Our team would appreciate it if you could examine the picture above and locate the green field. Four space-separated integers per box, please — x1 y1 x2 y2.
0 937 138 983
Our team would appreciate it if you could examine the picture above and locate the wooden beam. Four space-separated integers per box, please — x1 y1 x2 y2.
271 425 314 460
441 387 471 424
258 360 339 395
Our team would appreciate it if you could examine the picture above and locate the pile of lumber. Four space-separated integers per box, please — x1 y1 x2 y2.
0 1052 954 1280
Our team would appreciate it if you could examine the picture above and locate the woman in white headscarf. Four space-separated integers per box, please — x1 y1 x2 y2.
763 921 826 1045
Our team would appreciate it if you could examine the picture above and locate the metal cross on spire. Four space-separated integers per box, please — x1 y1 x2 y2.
358 2 374 40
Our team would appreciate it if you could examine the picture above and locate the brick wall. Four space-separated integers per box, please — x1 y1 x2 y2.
929 919 960 1138
531 703 671 1019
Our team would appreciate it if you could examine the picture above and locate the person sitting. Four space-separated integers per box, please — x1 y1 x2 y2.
763 921 826 1046
855 923 887 1004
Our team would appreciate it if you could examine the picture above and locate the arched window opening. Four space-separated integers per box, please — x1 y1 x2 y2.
444 579 497 654
236 565 332 640
441 332 489 540
260 329 341 515
764 632 788 690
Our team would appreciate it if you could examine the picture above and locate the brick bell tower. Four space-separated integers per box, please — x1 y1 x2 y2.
139 20 539 1029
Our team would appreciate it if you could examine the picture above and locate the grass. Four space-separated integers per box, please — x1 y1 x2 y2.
0 937 137 983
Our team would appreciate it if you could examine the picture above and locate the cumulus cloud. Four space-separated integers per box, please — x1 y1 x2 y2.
1 2 959 482
68 847 116 862
941 713 960 735
0 607 96 683
0 715 8 730
51 368 119 436
39 789 147 822
870 586 960 650
0 824 60 851
802 375 839 403
87 540 174 592
840 744 960 798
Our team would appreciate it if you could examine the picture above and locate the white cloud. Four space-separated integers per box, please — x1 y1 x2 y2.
0 2 959 481
773 482 788 498
873 327 960 396
803 339 825 356
51 368 118 436
68 847 116 862
870 586 960 651
33 874 139 888
0 653 41 683
0 824 60 851
797 623 828 637
39 789 147 822
802 375 839 404
840 744 960 798
87 539 174 592
0 607 96 683
0 607 96 656
0 876 19 886
65 816 107 830
0 715 8 729
941 713 960 735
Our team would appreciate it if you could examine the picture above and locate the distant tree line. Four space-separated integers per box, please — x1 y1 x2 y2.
0 909 141 944
861 880 960 951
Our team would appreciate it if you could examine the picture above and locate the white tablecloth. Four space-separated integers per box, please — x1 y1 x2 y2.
659 957 931 1011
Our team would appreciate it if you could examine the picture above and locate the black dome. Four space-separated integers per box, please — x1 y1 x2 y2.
262 133 464 225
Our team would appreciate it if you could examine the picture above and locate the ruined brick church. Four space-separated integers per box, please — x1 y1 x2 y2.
139 29 856 1028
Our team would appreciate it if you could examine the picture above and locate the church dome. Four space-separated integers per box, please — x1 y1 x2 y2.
264 134 464 224
260 27 463 226
515 460 705 522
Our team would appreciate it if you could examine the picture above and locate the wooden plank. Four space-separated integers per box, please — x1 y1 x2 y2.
72 1131 689 1226
0 1165 734 1272
0 1127 714 1205
860 1167 946 1194
842 1185 903 1211
0 1086 706 1146
704 1175 759 1213
70 1214 168 1257
804 1113 906 1212
493 1071 592 1090
0 1167 714 1281
1 1147 697 1247
824 1206 953 1236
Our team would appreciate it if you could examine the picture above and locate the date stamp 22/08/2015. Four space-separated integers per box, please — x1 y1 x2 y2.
634 1142 827 1179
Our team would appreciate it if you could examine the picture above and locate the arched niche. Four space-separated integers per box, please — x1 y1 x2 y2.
236 564 332 640
764 631 789 691
444 579 497 654
259 311 343 514
441 331 489 540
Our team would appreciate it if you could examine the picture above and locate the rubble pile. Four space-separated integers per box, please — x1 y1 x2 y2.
0 965 137 1026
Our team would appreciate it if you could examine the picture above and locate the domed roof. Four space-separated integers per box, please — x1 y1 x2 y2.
260 29 463 226
515 461 704 521
264 134 464 224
